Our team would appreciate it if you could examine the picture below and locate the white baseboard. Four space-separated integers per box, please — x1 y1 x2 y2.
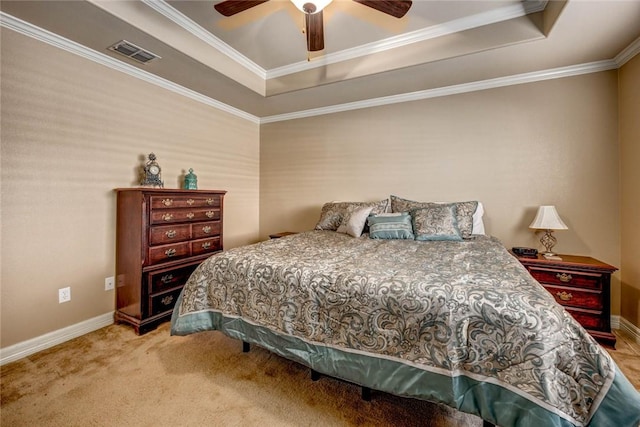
0 312 114 366
618 315 640 344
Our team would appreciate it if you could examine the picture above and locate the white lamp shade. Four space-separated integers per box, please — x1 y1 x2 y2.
529 205 568 230
291 0 332 13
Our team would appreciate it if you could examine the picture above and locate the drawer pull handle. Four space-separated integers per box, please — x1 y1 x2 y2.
165 230 177 238
206 198 215 205
556 273 573 283
161 295 174 306
202 226 212 234
162 213 174 221
186 212 195 219
556 291 573 301
206 211 216 218
162 199 173 206
202 242 211 249
187 199 195 205
160 274 174 284
165 248 177 257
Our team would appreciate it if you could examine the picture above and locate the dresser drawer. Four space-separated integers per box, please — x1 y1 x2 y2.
149 224 191 245
191 237 221 256
148 242 190 264
193 221 221 239
150 195 221 209
149 287 182 316
542 284 603 310
527 267 601 290
148 263 199 294
150 208 221 225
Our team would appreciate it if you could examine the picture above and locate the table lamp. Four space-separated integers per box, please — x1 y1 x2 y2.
529 205 568 256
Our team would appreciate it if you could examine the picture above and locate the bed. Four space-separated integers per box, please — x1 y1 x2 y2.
171 198 640 427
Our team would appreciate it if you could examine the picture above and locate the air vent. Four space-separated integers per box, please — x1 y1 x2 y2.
108 40 161 64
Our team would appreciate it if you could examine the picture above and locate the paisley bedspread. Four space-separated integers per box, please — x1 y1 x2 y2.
171 231 640 427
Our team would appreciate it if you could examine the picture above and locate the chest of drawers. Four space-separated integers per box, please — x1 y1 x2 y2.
514 253 617 347
115 188 226 334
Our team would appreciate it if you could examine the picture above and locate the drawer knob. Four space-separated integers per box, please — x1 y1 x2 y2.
187 199 195 205
186 212 195 219
206 198 215 205
165 248 177 257
556 273 573 283
206 211 215 218
161 295 174 306
165 230 177 238
160 274 174 284
202 242 211 249
556 291 573 301
162 199 173 206
162 213 174 221
202 226 212 234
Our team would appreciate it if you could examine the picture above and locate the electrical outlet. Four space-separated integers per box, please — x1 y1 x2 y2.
59 287 71 303
105 276 115 291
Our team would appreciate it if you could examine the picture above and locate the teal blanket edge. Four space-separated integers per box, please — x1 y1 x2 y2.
171 303 640 427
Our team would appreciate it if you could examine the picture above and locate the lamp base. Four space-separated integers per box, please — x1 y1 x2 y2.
539 229 557 256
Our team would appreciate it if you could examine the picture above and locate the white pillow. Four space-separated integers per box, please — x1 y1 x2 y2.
336 206 373 237
472 202 485 235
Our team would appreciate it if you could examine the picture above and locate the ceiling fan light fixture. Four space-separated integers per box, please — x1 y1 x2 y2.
291 0 332 14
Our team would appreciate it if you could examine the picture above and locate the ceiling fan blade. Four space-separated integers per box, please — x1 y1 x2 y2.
305 10 324 51
214 0 270 17
352 0 412 18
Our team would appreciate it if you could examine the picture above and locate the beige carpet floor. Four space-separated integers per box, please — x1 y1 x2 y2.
1 323 639 426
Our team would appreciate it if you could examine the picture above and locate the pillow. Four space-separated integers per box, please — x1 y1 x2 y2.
368 212 414 240
390 195 479 238
411 205 463 241
336 206 373 237
315 199 389 231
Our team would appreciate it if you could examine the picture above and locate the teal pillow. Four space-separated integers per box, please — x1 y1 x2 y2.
368 213 414 240
411 205 463 241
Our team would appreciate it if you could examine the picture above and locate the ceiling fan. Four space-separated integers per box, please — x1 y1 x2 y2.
214 0 412 53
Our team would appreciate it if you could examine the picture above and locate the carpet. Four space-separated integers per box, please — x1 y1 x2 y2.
1 322 639 426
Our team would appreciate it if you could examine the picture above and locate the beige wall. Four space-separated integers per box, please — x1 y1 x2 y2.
619 54 640 328
0 29 260 347
261 71 621 310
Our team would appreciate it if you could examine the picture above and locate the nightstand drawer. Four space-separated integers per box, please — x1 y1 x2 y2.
542 284 603 310
565 308 604 330
528 267 602 290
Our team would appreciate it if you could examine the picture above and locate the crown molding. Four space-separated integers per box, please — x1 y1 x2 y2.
266 2 535 78
260 59 618 124
141 0 267 79
0 12 260 124
615 36 640 67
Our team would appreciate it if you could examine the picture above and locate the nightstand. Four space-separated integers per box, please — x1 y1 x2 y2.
513 253 617 347
269 231 298 239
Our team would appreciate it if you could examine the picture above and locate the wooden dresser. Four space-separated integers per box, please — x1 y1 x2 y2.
114 188 226 334
514 253 617 347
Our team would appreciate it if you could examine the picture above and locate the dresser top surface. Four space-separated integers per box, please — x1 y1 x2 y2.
115 187 226 195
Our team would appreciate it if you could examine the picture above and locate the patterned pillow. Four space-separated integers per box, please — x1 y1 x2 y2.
315 200 389 231
411 205 463 241
336 206 373 237
390 195 478 239
367 213 414 240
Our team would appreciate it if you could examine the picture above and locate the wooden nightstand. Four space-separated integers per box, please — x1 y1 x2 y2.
269 231 298 239
513 253 618 347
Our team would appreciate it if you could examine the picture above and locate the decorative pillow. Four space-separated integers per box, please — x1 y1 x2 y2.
368 213 414 240
411 205 463 241
390 195 478 238
315 199 389 231
336 206 373 237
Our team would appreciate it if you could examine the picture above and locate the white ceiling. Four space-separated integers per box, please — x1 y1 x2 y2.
1 0 639 122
